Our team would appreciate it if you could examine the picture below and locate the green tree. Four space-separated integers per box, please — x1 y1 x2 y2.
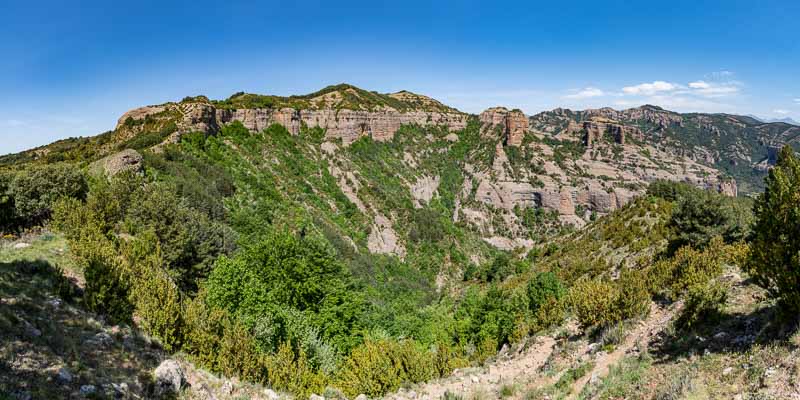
747 146 800 312
4 163 87 229
204 229 365 352
527 271 565 313
668 185 751 251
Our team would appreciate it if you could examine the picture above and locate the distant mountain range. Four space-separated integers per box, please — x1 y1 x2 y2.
746 115 800 126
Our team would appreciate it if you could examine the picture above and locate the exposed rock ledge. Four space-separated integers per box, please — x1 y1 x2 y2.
117 102 469 145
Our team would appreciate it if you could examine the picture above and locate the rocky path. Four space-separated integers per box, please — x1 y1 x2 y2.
566 302 675 400
384 335 557 400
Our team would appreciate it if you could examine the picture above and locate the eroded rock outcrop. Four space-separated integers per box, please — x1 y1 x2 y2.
717 180 738 197
119 101 468 146
367 214 406 258
583 118 643 147
479 107 529 146
89 149 143 177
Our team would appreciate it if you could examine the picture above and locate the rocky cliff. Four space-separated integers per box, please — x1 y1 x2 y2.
8 84 781 254
116 85 469 145
478 107 529 146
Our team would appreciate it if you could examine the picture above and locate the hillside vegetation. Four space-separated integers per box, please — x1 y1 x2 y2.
3 85 800 400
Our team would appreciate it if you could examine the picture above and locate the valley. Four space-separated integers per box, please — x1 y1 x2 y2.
1 84 799 400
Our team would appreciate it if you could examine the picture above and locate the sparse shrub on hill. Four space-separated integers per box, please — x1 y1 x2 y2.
747 146 800 313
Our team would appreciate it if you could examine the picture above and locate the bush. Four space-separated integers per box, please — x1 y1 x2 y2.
83 255 134 324
532 297 565 331
122 232 184 351
747 146 800 312
408 208 445 243
3 163 87 230
648 239 724 300
527 272 566 313
0 172 14 230
266 342 327 398
123 182 236 293
204 229 364 353
183 293 229 369
569 272 650 330
676 281 727 329
217 319 268 384
569 279 619 329
646 180 698 202
336 338 436 397
615 270 651 321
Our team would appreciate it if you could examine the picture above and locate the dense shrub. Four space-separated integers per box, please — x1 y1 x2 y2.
569 272 650 330
527 271 566 313
143 147 235 220
454 285 525 354
1 163 87 231
83 254 134 324
121 232 184 351
647 179 753 252
747 146 800 312
204 229 365 353
266 342 328 398
676 281 727 329
336 338 440 397
408 208 446 243
0 172 13 229
182 292 230 369
123 181 236 292
569 279 619 329
614 270 651 321
648 238 724 300
646 180 698 202
669 189 751 250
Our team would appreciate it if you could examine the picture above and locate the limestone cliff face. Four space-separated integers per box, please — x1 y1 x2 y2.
582 105 684 128
478 107 528 146
119 102 468 145
583 118 643 147
505 110 528 146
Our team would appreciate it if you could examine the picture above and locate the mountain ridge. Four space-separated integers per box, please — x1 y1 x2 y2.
3 83 797 197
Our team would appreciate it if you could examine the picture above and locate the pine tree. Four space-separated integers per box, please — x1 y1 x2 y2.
747 146 800 312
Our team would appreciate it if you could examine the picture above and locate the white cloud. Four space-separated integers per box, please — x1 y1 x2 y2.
688 81 740 98
794 98 800 103
774 109 790 115
563 87 605 99
622 81 678 95
688 81 711 89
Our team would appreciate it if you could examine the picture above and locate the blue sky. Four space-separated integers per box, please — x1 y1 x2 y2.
1 0 799 154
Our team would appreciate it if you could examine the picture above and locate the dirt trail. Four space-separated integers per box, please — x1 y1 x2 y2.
384 335 557 400
566 302 675 400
